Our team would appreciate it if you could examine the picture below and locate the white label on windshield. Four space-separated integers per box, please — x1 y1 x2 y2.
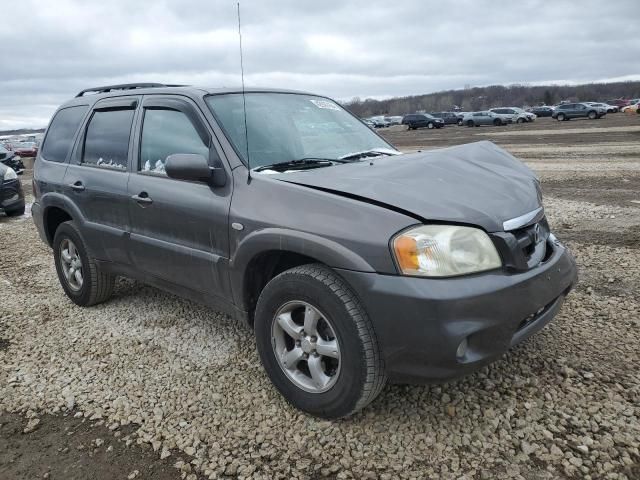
310 99 340 110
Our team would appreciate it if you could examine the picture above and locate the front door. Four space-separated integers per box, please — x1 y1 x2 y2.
127 95 232 297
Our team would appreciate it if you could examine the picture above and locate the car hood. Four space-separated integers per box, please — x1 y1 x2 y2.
273 141 541 232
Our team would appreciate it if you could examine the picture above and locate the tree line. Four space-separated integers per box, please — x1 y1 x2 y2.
343 81 640 117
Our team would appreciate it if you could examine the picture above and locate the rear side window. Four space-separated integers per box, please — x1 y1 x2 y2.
139 109 209 175
41 105 88 163
82 109 135 170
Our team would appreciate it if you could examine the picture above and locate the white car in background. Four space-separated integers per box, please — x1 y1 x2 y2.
489 107 536 123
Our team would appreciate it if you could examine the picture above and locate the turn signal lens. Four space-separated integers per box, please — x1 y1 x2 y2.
392 225 502 277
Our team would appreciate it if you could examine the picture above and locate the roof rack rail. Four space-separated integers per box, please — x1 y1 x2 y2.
75 83 186 97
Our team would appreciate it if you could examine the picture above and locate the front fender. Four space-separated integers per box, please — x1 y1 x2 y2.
229 227 375 309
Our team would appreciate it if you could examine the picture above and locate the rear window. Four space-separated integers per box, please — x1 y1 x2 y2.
41 105 88 163
82 109 135 170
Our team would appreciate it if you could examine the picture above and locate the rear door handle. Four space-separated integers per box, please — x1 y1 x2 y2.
132 193 153 205
69 181 85 192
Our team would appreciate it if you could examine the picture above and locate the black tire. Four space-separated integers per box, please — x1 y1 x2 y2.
254 264 386 419
427 122 434 129
53 221 115 307
588 110 597 120
5 204 25 217
466 120 474 127
457 119 463 126
516 117 525 124
556 113 565 121
493 119 502 126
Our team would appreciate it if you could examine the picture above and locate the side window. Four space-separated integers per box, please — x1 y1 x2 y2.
82 109 134 170
41 105 88 163
139 108 209 176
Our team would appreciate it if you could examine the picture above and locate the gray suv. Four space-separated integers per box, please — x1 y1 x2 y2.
33 83 577 418
552 103 606 121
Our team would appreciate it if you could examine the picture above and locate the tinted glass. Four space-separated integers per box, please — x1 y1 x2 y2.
140 109 209 175
206 93 392 168
41 105 88 163
82 109 134 170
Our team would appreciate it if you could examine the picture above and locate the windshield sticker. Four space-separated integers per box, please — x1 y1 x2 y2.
310 99 340 110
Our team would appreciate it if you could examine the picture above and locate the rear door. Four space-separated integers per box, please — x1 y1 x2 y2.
63 96 138 265
126 95 232 297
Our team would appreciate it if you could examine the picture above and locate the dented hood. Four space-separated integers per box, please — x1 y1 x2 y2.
275 141 541 232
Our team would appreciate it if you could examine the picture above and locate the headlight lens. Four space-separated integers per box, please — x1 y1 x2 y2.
3 167 17 180
392 225 502 277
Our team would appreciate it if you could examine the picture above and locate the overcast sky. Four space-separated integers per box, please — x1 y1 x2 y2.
2 0 639 129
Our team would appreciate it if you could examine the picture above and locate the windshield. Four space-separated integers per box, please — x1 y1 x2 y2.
205 93 394 168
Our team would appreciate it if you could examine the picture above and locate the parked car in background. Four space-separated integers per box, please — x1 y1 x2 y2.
0 145 25 174
489 107 535 123
385 116 403 126
552 103 606 121
402 113 445 130
32 83 577 418
585 102 618 113
362 119 376 128
462 111 508 127
10 142 39 157
622 103 639 114
368 116 390 128
430 112 463 126
606 99 630 109
0 162 25 216
527 106 554 117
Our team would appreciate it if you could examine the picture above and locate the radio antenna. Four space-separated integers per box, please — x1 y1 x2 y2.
237 2 251 179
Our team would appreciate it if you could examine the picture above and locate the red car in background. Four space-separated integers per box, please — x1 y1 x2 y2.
9 142 38 157
606 99 631 109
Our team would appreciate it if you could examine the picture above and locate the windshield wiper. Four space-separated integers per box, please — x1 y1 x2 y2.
253 158 346 173
338 149 398 161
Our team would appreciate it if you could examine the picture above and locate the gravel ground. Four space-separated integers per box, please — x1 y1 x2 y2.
1 115 639 479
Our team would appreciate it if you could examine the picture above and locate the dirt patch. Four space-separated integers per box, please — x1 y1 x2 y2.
541 176 640 208
0 412 185 480
557 225 640 250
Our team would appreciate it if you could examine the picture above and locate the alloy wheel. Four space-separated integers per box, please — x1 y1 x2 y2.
271 301 341 393
60 238 83 291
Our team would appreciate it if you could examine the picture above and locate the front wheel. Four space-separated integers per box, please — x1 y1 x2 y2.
427 122 434 129
254 264 386 419
53 221 115 306
556 113 565 121
493 119 502 126
466 120 475 127
588 110 597 119
516 117 525 124
457 119 463 126
5 204 25 217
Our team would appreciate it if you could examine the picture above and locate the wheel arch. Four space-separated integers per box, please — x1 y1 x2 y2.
41 194 84 246
230 228 375 325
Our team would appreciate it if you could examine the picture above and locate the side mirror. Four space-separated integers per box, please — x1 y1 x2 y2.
165 153 225 186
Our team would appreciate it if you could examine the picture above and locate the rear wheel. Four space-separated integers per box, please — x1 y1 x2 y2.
588 110 597 120
254 264 386 419
53 221 115 306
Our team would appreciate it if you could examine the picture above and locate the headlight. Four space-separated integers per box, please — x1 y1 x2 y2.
392 225 502 277
3 167 17 180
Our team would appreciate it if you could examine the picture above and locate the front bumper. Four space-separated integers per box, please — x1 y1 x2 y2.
0 179 25 212
336 239 577 383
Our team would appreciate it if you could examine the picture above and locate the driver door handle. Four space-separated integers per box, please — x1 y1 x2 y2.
132 192 153 205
